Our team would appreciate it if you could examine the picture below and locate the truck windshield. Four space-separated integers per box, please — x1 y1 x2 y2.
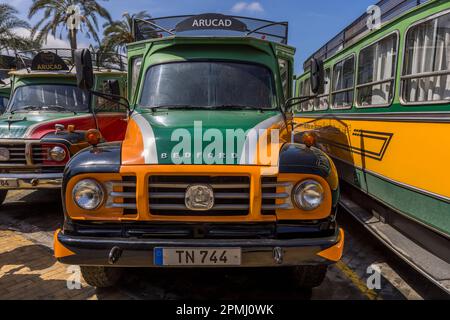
9 84 89 113
139 61 277 110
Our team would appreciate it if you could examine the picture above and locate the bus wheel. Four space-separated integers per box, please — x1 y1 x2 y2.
80 266 123 288
292 265 328 288
0 190 8 206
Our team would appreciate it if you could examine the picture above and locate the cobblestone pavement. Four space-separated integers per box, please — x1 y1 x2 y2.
0 190 447 300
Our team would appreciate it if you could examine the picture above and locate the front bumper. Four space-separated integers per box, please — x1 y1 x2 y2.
54 227 344 267
0 172 62 189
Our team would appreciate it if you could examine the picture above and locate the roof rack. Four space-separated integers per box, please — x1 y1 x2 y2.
303 0 432 70
15 48 127 72
133 13 289 44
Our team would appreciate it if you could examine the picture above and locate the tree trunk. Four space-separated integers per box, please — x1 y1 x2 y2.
70 29 78 50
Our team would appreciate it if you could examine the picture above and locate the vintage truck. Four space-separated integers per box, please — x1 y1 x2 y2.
0 49 128 205
54 14 344 288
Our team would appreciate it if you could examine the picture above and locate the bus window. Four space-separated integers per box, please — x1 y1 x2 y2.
293 80 303 113
315 68 330 111
402 12 450 104
301 77 314 111
357 33 398 107
332 55 355 109
278 59 290 100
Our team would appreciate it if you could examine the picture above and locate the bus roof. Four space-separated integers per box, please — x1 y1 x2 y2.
303 0 436 70
132 13 289 45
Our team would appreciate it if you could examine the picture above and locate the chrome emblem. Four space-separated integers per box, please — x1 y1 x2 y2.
185 184 214 211
0 148 10 161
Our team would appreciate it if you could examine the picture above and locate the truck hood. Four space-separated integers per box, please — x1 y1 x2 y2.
122 109 286 165
0 112 91 139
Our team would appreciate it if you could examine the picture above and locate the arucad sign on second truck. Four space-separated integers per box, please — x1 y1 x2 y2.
54 14 344 288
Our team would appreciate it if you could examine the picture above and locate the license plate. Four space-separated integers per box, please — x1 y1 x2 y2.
0 179 18 188
154 247 241 266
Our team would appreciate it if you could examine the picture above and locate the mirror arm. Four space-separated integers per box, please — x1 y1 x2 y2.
90 90 131 112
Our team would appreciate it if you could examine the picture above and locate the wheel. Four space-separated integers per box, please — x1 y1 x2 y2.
0 190 8 206
80 266 123 288
292 265 328 288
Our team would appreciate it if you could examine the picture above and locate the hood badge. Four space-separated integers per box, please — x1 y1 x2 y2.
5 116 27 130
185 184 214 211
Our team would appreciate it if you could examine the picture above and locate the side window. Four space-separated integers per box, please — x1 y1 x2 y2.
95 79 126 113
357 33 398 107
301 77 314 111
402 12 450 104
293 80 303 113
130 56 143 100
315 68 331 111
332 55 355 109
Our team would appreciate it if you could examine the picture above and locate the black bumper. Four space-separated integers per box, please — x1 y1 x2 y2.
55 226 344 267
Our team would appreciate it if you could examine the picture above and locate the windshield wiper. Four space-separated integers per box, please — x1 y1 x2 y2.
150 104 200 112
209 104 267 111
19 105 75 113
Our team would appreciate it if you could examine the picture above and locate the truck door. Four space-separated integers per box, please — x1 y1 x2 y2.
93 76 128 142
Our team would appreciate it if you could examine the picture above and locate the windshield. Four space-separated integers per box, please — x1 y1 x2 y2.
139 61 277 110
8 84 89 113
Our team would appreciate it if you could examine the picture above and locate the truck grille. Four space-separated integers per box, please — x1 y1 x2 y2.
261 177 293 214
148 175 250 216
31 145 48 164
0 143 27 165
105 176 137 215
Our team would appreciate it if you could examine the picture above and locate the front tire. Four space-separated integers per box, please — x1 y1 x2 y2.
292 265 328 288
0 190 8 206
80 266 123 288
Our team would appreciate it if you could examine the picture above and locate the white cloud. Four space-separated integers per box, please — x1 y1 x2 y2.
231 2 264 14
13 28 72 48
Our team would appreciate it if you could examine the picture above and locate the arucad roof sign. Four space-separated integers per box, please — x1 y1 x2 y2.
175 14 247 32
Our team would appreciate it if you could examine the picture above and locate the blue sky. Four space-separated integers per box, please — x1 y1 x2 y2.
9 0 376 73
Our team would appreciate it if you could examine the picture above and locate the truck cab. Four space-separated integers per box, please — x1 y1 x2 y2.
54 14 344 289
0 49 128 205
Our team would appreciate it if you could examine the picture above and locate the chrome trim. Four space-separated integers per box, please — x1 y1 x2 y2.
261 179 294 210
149 204 250 211
105 180 137 209
0 172 62 189
149 183 250 189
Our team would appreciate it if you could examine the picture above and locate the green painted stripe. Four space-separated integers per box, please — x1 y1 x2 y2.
334 158 450 236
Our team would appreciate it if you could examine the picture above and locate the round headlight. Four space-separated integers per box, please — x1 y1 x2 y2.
293 180 324 211
49 146 66 162
72 179 104 210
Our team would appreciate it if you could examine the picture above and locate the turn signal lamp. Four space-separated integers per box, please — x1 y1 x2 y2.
302 132 316 148
85 129 102 146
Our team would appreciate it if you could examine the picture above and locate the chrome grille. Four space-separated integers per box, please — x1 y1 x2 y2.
148 175 250 216
0 143 27 165
31 145 49 164
105 176 137 214
261 177 293 214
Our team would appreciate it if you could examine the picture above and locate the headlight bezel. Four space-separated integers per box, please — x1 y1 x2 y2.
72 178 105 211
49 145 67 162
292 179 325 211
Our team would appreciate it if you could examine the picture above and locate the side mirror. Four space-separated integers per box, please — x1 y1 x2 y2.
74 49 94 90
107 80 121 99
310 58 325 95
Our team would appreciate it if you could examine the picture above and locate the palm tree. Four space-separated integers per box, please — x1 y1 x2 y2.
0 4 40 53
103 11 151 53
28 0 112 50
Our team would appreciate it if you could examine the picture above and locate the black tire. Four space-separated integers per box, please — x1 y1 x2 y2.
0 190 7 206
292 265 328 288
80 266 123 288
